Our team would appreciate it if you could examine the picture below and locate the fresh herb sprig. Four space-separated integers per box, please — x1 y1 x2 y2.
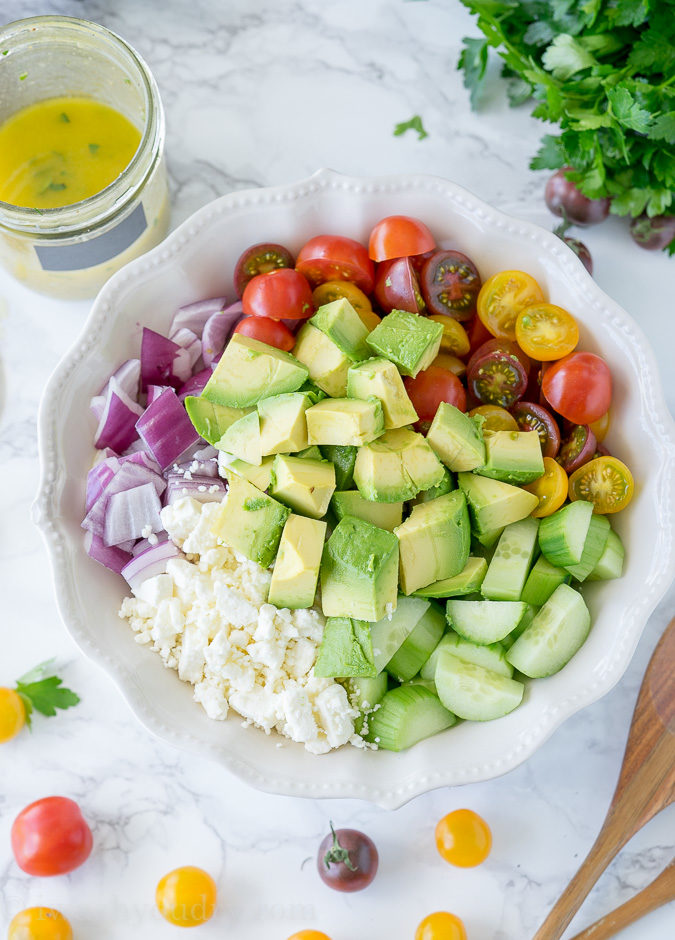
14 659 80 728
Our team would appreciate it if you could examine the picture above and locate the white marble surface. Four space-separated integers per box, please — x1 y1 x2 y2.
1 1 674 938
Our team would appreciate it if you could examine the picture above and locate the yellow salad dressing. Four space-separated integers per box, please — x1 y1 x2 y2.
0 96 141 208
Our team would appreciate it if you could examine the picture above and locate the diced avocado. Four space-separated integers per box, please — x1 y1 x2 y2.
365 684 456 751
366 309 443 377
413 556 488 599
299 379 328 403
458 472 539 534
386 602 446 682
310 298 370 361
354 428 445 502
421 630 513 680
292 322 351 397
314 616 376 678
185 396 251 445
369 595 430 672
269 455 336 519
587 527 625 581
320 516 399 622
268 514 326 609
413 467 456 504
331 490 403 531
476 430 544 484
538 500 594 568
473 525 505 550
306 397 384 447
219 454 275 491
347 357 418 429
210 474 289 567
395 491 471 595
565 514 610 582
257 392 310 456
506 584 591 677
481 517 540 601
217 410 262 465
319 444 357 490
427 403 486 472
521 555 570 607
296 445 323 461
203 333 308 408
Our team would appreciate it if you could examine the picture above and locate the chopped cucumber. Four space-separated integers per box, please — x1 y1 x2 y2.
421 630 513 680
386 602 446 682
435 651 524 721
565 515 610 582
413 556 488 598
587 528 625 581
366 684 456 751
501 602 538 650
538 500 594 567
506 584 591 678
521 555 570 607
370 595 429 673
481 517 539 601
446 598 527 645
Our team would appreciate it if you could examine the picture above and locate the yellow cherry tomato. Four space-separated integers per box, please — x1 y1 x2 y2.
8 907 72 940
156 866 217 927
415 911 467 940
477 270 545 341
432 353 466 377
523 456 568 518
311 280 376 325
469 404 518 432
435 809 492 867
286 933 332 940
515 303 579 361
568 456 634 514
0 687 26 743
427 315 470 357
589 410 610 442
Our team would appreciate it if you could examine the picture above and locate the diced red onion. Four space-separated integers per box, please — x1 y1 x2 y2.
101 358 141 400
104 482 163 546
131 531 169 556
94 377 144 452
122 539 182 591
146 384 168 406
178 367 211 400
170 297 229 338
84 531 133 574
140 328 185 391
82 462 166 537
164 471 226 505
170 328 202 367
116 538 137 553
120 451 162 474
135 387 201 471
202 302 244 367
86 462 117 512
90 395 105 423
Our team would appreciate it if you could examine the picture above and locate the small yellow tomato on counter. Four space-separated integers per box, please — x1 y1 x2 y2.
0 687 26 742
286 932 332 940
415 911 467 940
156 865 217 927
435 808 492 868
7 907 72 940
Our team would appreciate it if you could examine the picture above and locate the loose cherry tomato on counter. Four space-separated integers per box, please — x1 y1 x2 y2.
589 410 610 442
433 352 467 377
558 424 597 474
545 168 610 227
7 907 72 940
0 687 26 742
515 303 579 361
317 823 378 892
469 404 518 432
405 367 466 432
368 215 435 262
542 352 612 424
311 280 375 324
373 257 425 314
233 315 295 351
557 231 593 275
156 866 217 927
428 314 471 358
287 932 332 940
12 797 93 876
523 457 568 518
420 249 482 321
435 809 492 868
296 235 374 294
477 270 545 341
242 268 313 321
510 401 561 459
233 242 294 297
415 911 468 940
466 339 530 408
630 213 675 251
568 456 634 514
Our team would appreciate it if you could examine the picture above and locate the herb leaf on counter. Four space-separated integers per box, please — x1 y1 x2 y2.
394 115 429 140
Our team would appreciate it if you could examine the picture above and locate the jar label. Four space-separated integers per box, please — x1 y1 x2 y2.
34 202 148 271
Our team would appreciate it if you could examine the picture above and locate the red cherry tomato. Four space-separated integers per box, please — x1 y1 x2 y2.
373 257 425 314
466 314 493 358
420 250 482 321
542 352 612 424
242 268 313 321
405 367 467 432
510 401 561 459
295 235 374 294
233 316 295 351
12 797 93 876
466 338 530 409
368 215 436 262
233 242 294 297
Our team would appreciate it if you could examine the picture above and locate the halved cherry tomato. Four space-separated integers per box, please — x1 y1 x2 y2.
515 303 579 361
405 367 466 432
542 352 612 424
523 457 568 517
568 456 634 513
242 268 313 321
410 248 436 276
469 404 518 432
420 250 482 321
8 907 72 940
311 280 373 321
477 270 545 341
415 912 467 940
12 797 93 876
510 401 561 458
373 257 425 314
466 314 493 357
435 809 492 867
233 316 295 351
466 339 530 408
428 315 470 357
0 687 26 742
558 425 597 473
590 410 610 442
296 235 374 294
233 242 294 297
156 866 217 927
368 215 435 262
433 353 466 377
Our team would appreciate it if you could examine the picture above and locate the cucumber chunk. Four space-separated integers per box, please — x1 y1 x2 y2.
370 595 429 673
538 500 594 567
521 556 570 607
386 602 446 682
501 602 538 650
366 684 456 750
421 631 513 680
565 515 610 582
587 528 625 581
506 584 591 678
481 517 540 601
446 599 527 645
435 651 524 721
413 557 488 598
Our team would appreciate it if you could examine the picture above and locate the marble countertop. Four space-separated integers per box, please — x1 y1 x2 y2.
1 1 673 938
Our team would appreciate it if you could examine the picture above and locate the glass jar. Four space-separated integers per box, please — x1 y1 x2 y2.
0 16 170 299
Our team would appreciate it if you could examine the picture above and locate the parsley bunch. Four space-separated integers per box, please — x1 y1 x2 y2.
459 0 675 252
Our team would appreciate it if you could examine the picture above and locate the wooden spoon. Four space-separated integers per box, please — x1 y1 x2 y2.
532 617 675 940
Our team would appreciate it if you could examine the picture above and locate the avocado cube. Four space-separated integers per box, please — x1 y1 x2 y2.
319 444 357 489
321 516 399 621
458 472 539 534
220 454 275 491
476 430 544 484
306 398 384 447
185 396 252 445
299 379 328 403
314 616 376 678
203 334 308 408
354 428 445 503
330 490 403 532
347 357 418 429
268 514 327 609
310 298 370 361
258 392 310 456
413 467 456 504
296 445 323 461
365 309 443 377
269 455 336 519
210 474 290 567
216 410 262 465
395 491 471 594
292 322 351 397
427 403 486 472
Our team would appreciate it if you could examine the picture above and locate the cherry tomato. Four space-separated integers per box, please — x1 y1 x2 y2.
542 352 612 424
415 911 467 940
233 242 294 297
242 268 313 321
405 367 466 432
477 270 545 341
233 315 295 351
630 214 675 251
368 215 435 262
8 907 72 940
510 401 561 458
311 280 374 322
559 234 593 275
558 425 597 473
435 809 492 867
569 456 634 514
523 457 568 518
433 352 466 377
545 168 610 226
296 235 374 294
12 797 93 876
515 303 579 361
469 404 518 432
317 824 378 892
287 933 332 940
156 866 217 927
420 250 482 321
373 257 425 314
428 314 470 357
0 687 26 742
410 248 436 276
466 339 530 408
466 314 493 357
589 410 610 442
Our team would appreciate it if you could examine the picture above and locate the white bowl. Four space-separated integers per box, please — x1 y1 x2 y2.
35 169 675 808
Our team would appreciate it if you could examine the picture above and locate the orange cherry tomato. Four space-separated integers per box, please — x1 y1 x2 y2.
312 280 374 322
589 410 610 442
8 907 72 940
568 456 634 513
477 270 545 341
469 404 518 432
0 687 26 742
415 911 467 940
286 933 332 940
296 235 374 294
368 215 435 262
523 457 568 518
233 316 295 351
156 866 217 927
515 303 579 361
428 314 470 357
435 809 492 867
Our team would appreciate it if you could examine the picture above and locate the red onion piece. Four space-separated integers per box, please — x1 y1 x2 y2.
178 367 212 401
84 531 133 574
164 471 226 505
104 482 163 546
170 297 229 338
86 462 117 513
135 387 201 471
170 328 202 368
122 539 182 591
146 385 168 406
99 358 141 400
94 378 144 452
140 328 185 391
131 531 169 556
202 302 244 367
82 462 166 537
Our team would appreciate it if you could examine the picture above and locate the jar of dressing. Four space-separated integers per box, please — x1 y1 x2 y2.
0 16 170 299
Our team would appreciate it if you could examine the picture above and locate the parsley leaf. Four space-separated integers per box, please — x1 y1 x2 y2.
458 37 489 109
14 662 80 728
393 115 429 141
